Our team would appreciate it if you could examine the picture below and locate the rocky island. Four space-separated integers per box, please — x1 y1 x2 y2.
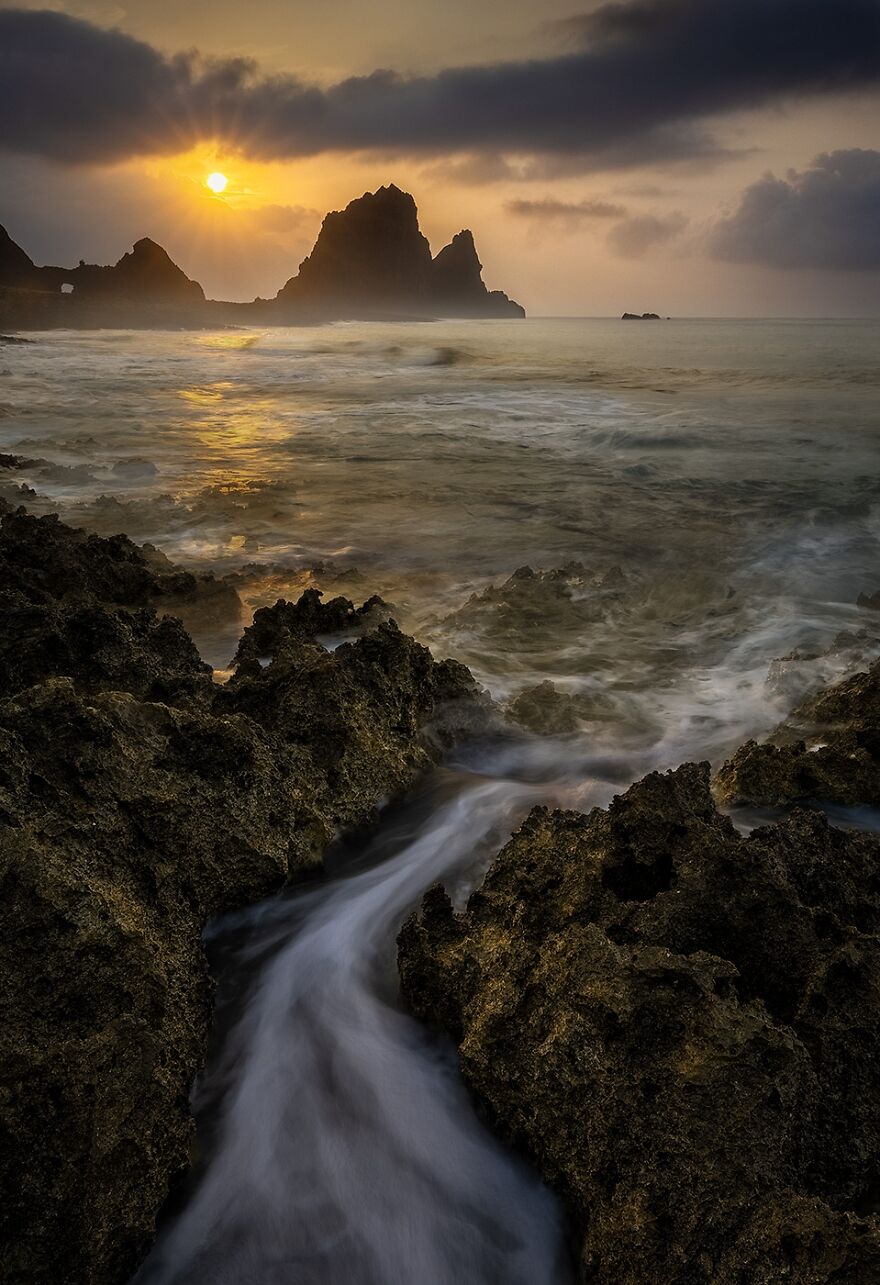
0 185 523 330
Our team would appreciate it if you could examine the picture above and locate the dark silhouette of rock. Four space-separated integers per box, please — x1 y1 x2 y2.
277 185 523 318
1 187 523 324
399 762 880 1283
430 229 524 317
0 224 62 291
278 185 433 309
622 311 661 320
66 237 204 301
0 509 486 1285
0 224 42 288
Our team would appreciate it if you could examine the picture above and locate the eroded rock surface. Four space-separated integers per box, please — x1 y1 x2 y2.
0 511 485 1285
505 679 615 735
399 763 880 1284
715 657 880 807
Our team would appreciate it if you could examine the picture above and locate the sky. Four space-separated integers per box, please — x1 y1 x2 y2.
1 0 879 314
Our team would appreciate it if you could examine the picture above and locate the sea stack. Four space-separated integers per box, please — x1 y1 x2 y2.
430 229 524 317
277 185 524 318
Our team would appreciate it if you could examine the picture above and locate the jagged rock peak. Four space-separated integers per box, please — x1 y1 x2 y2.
277 184 524 317
431 230 483 295
0 224 60 291
278 184 433 306
0 224 37 285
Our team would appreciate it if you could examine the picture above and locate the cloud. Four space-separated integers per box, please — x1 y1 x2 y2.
608 212 688 257
249 203 320 236
0 1 879 168
710 149 880 270
506 197 627 228
0 151 317 299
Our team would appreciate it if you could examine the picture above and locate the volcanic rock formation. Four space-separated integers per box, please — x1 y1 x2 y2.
0 224 56 291
65 237 205 301
429 228 523 317
0 509 485 1285
277 185 524 317
0 225 203 302
715 656 880 808
0 186 523 323
399 762 880 1283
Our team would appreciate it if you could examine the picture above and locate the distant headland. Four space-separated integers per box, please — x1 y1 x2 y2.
0 185 524 330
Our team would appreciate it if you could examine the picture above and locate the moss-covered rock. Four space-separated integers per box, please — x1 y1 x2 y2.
715 658 880 807
399 763 880 1283
0 511 485 1285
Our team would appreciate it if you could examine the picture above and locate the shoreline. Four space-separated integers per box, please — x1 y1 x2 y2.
2 503 880 1282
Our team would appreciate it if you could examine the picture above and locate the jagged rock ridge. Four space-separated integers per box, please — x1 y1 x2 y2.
0 225 203 301
65 237 205 301
715 656 880 808
0 185 524 322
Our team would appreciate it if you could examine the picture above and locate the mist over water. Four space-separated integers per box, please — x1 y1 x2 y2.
3 317 879 1279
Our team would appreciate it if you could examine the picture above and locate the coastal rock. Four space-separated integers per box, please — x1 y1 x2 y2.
430 230 525 318
0 189 523 325
715 657 880 807
66 238 204 302
233 588 392 663
399 763 880 1283
446 563 626 640
764 629 880 707
622 311 661 320
505 679 615 734
0 226 202 303
0 512 485 1285
0 224 58 291
277 185 523 318
277 185 433 309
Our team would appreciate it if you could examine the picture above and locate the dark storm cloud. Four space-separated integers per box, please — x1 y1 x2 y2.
710 150 880 269
1 0 879 165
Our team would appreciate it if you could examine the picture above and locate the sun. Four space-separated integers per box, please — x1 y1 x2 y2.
206 172 228 194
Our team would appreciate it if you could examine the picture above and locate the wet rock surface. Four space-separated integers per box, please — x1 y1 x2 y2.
0 511 485 1285
399 762 880 1283
715 656 880 807
505 679 615 735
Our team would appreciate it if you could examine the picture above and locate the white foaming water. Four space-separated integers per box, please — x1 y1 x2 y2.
3 318 880 1278
135 764 577 1285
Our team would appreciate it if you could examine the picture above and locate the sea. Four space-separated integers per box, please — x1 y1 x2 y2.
3 317 879 1282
